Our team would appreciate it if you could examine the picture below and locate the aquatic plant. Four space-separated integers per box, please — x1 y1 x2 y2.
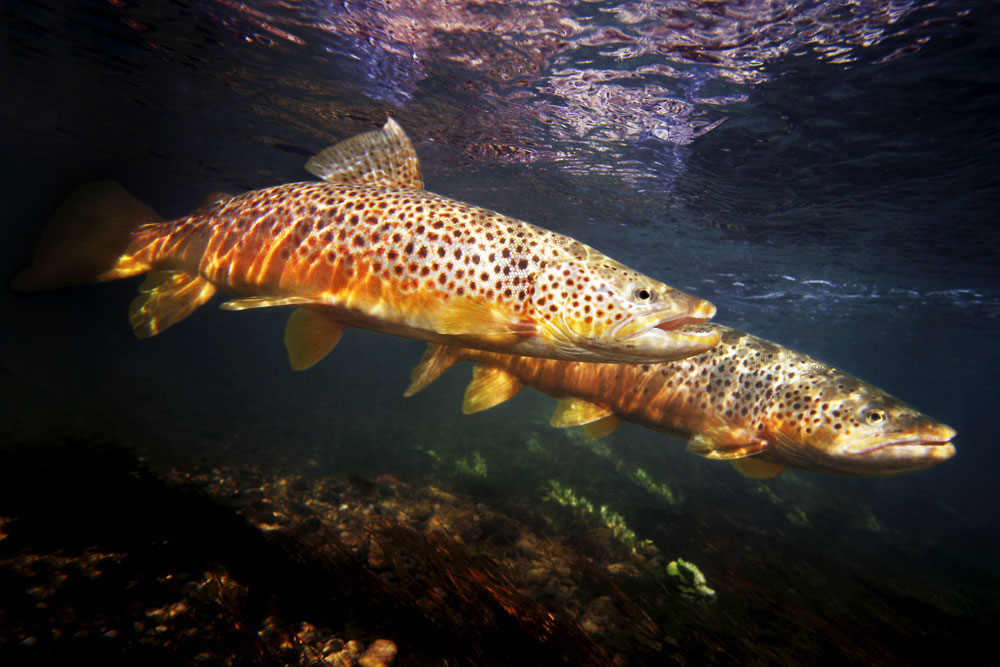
455 450 488 478
786 507 809 527
543 480 653 552
564 429 680 507
666 558 715 598
632 467 678 506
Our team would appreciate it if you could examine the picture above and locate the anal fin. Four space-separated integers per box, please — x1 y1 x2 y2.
463 366 524 414
129 271 217 338
550 398 614 428
284 308 346 371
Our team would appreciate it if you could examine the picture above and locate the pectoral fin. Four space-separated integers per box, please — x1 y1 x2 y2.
686 429 771 460
730 459 786 479
550 398 614 428
463 366 523 414
435 296 537 337
284 308 346 371
219 296 321 310
129 271 217 338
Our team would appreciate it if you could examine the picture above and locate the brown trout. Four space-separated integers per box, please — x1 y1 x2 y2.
11 119 718 367
405 325 956 477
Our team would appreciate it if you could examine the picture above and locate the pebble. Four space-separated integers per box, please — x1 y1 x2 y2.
358 638 397 667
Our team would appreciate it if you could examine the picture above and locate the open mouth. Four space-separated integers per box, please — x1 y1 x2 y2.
616 300 717 341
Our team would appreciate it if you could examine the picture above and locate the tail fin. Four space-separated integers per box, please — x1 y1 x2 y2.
11 181 161 291
404 344 461 396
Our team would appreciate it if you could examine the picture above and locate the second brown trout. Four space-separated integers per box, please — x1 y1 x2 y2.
405 326 956 477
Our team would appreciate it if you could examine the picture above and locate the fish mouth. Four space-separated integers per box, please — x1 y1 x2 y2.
849 429 957 460
614 299 717 342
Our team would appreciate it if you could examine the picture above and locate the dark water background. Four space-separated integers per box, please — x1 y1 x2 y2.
2 0 999 662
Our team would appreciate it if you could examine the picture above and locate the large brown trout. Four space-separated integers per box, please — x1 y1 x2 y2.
405 325 956 477
11 119 719 368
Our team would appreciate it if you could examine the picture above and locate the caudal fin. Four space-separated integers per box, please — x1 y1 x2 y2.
11 181 161 291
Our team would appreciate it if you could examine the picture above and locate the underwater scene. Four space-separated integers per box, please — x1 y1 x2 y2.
1 1 998 665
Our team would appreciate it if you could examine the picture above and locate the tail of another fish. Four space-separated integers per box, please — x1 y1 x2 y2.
11 181 217 337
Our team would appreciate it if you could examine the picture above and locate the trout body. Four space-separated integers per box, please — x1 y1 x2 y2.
13 119 718 367
407 326 956 477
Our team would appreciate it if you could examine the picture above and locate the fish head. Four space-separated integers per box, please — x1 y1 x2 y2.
531 243 719 362
770 376 956 476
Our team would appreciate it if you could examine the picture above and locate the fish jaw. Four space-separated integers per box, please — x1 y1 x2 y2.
609 323 722 363
577 299 717 362
613 298 717 342
828 423 957 475
541 307 720 363
532 278 719 363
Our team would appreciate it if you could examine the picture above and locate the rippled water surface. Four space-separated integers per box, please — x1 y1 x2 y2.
2 0 998 663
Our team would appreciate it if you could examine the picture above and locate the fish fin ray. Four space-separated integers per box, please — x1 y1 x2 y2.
463 365 524 414
128 271 217 338
730 459 786 479
11 181 162 291
284 308 346 371
434 296 538 336
192 192 235 214
219 296 321 310
582 415 622 439
550 398 614 428
405 344 460 396
305 117 423 189
686 429 771 460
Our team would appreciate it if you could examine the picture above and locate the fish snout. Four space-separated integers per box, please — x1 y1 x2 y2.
920 421 957 463
836 418 957 474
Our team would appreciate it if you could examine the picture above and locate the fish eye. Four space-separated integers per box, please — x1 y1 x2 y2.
865 410 886 425
634 288 652 301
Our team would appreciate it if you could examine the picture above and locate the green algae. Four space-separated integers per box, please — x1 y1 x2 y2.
666 558 715 598
455 451 488 478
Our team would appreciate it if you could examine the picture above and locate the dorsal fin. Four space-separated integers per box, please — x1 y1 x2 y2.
463 366 524 414
404 344 461 397
550 398 614 428
305 117 423 189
